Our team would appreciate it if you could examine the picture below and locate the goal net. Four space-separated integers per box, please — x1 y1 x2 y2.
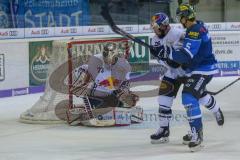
19 38 131 124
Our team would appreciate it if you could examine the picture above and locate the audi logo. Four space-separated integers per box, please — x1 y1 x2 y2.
41 29 49 35
211 24 221 30
70 28 77 33
97 27 104 32
9 31 18 36
125 27 133 31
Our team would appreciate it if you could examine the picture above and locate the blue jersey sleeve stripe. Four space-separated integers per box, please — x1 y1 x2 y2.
183 48 194 58
184 37 201 42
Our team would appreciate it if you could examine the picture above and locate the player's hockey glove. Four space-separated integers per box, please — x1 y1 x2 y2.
150 45 171 61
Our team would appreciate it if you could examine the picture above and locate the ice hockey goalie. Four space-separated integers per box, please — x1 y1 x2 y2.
67 43 143 127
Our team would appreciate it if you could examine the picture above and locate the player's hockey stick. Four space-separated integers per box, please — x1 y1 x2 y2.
206 77 240 95
100 2 151 49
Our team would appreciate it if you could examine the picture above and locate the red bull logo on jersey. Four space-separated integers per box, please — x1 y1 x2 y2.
98 76 120 89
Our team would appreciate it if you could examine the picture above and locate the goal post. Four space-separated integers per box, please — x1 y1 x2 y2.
19 38 131 124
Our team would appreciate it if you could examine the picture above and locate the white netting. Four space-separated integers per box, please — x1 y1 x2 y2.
19 38 130 124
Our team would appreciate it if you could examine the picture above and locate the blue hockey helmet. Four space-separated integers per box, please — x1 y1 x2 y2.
151 12 170 38
151 12 169 28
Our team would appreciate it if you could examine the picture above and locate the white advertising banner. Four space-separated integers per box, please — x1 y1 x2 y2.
0 54 4 81
1 22 240 40
55 26 83 37
82 25 110 35
211 31 240 61
225 22 240 31
138 24 152 33
109 25 139 34
0 42 29 90
170 23 183 29
205 23 226 31
25 27 55 38
0 28 24 39
210 31 240 76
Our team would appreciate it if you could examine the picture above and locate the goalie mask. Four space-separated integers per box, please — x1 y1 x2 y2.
103 43 120 65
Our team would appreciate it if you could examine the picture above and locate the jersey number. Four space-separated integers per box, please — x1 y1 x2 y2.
186 43 191 50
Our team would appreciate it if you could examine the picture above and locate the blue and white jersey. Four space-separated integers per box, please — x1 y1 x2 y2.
169 21 219 75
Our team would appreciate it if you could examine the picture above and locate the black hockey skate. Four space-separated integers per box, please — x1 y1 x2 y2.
214 108 224 126
182 132 192 145
150 127 170 144
188 128 203 152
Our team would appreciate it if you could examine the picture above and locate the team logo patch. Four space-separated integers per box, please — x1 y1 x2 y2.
160 82 168 89
99 76 119 90
180 5 188 11
188 31 199 38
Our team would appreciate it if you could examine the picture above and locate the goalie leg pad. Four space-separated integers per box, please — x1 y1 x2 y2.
71 106 143 127
69 94 143 126
130 106 143 123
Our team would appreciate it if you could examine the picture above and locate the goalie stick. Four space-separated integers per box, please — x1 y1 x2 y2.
100 1 151 49
206 77 240 95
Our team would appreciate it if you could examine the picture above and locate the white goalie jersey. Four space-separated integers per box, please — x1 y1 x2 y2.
75 53 131 97
70 54 142 127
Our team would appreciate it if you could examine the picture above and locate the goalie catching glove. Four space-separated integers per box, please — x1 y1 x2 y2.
113 80 139 107
117 91 139 107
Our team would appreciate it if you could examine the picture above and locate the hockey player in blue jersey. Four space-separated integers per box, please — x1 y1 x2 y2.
149 4 224 152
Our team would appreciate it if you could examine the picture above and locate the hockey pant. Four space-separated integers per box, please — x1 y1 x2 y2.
158 75 220 130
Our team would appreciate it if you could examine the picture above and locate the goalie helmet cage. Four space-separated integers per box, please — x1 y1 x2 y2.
19 38 131 124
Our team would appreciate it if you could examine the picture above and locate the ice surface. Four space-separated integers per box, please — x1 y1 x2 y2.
0 77 240 160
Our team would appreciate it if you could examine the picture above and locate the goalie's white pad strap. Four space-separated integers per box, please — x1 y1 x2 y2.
81 118 116 127
83 96 95 119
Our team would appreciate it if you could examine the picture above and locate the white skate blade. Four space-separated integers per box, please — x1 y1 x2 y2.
151 137 169 144
189 144 204 152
